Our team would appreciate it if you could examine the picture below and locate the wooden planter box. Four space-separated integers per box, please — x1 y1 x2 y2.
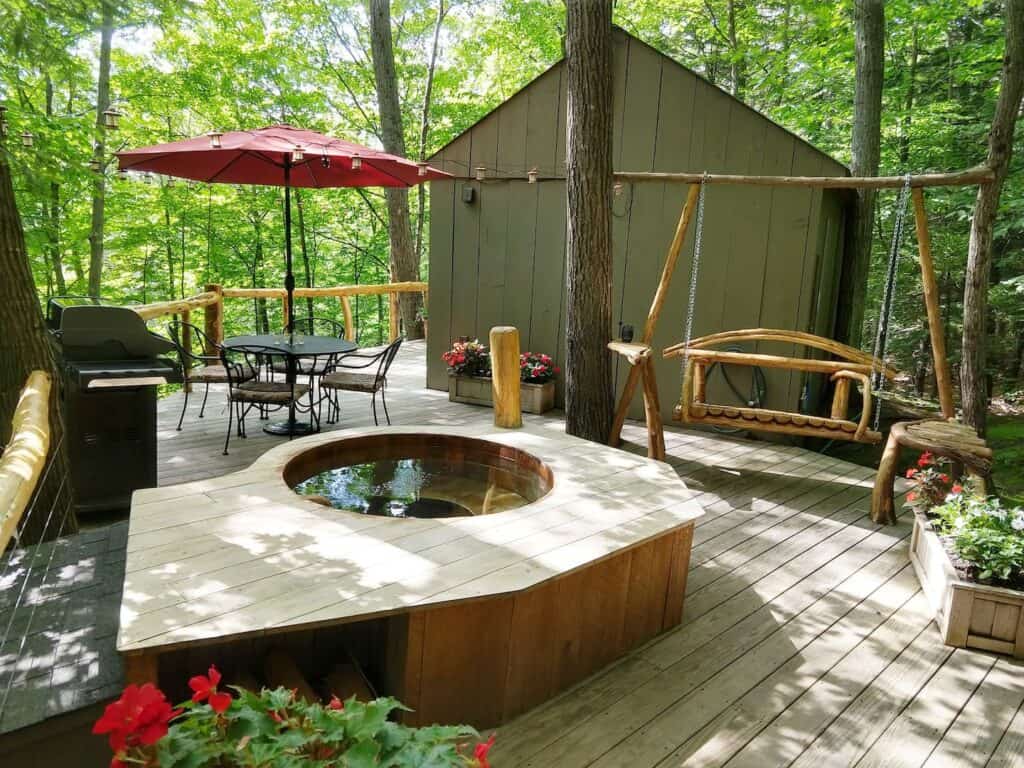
447 375 555 414
910 511 1024 658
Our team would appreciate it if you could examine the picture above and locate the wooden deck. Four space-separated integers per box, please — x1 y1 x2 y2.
155 340 1024 768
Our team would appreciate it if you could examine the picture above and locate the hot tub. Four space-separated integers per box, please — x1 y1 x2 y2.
118 425 702 728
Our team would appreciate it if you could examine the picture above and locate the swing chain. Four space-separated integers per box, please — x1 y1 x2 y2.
870 172 913 431
680 174 708 379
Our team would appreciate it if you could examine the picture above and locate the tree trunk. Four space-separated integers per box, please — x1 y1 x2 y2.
296 191 315 327
368 0 423 339
835 0 884 348
564 0 614 442
726 0 745 98
0 141 78 544
415 0 446 263
87 1 113 298
44 74 66 295
961 0 1024 436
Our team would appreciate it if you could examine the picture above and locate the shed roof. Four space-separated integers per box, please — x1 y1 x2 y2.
428 26 847 175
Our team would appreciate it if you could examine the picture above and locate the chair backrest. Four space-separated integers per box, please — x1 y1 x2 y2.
219 344 279 389
167 319 220 370
287 315 346 339
376 337 404 382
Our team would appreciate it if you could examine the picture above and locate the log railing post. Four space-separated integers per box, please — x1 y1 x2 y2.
180 309 192 393
204 284 224 352
490 326 522 429
911 188 955 419
389 292 400 340
339 296 355 342
831 376 851 420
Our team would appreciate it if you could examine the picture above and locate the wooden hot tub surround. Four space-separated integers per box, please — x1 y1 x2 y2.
117 425 702 727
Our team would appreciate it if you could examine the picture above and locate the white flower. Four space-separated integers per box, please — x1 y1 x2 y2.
1011 510 1024 532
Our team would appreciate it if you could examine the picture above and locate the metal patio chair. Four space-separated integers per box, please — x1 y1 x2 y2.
320 337 403 426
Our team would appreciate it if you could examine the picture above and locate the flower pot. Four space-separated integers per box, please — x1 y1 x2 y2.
910 510 1024 658
447 376 555 415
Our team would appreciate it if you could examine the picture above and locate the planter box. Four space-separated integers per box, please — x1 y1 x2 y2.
910 510 1024 658
447 375 555 415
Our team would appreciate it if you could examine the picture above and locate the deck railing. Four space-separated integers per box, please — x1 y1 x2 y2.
0 371 52 553
133 282 429 386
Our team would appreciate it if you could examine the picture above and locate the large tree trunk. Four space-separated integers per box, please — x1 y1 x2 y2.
44 74 67 295
564 0 614 442
961 0 1024 436
835 0 884 347
87 1 113 299
368 0 423 339
0 143 78 544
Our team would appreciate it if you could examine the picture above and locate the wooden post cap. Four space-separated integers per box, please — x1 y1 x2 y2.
490 326 522 429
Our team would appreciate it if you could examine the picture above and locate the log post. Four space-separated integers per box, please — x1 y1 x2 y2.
490 326 522 429
180 309 192 393
871 429 901 525
692 361 707 404
641 357 665 460
339 296 355 342
831 376 851 420
389 292 400 340
911 188 955 419
204 284 224 352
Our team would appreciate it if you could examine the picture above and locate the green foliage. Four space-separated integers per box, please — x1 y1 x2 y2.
2 0 1022 396
931 492 1024 584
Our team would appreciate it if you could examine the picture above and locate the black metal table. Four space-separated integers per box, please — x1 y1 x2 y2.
223 333 357 436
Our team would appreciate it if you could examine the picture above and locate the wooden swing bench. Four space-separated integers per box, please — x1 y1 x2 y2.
662 329 898 444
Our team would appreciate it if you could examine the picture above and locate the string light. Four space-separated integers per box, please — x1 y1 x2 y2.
102 107 122 130
417 162 428 177
475 166 486 181
207 131 223 149
528 168 538 184
292 145 304 162
20 131 34 149
613 182 624 197
351 154 362 171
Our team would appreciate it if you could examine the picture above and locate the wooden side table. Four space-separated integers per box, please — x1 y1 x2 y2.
607 341 665 461
871 419 993 525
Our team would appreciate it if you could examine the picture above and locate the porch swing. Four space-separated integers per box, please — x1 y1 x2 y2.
661 176 911 445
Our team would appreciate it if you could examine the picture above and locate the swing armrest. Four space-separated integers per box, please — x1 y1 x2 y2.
831 370 872 442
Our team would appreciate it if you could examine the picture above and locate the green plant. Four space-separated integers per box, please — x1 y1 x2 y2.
94 667 494 768
930 491 1024 584
442 340 491 378
519 352 559 384
902 451 954 514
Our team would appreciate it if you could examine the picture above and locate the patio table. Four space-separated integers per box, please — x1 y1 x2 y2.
223 333 356 436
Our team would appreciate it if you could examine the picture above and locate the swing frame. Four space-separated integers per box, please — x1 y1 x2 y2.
607 165 995 457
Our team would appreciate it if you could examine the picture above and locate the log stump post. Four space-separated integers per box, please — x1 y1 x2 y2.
871 429 901 525
181 309 192 393
490 326 522 429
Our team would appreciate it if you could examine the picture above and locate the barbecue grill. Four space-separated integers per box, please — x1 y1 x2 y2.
47 298 181 513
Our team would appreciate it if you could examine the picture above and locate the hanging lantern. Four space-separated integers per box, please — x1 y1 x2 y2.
320 147 330 168
351 154 362 171
613 182 624 197
292 145 305 162
417 162 428 177
475 166 486 181
21 131 34 149
207 131 223 149
102 106 122 130
527 168 538 184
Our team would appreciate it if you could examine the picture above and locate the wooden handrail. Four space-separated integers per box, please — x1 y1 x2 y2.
614 165 995 189
0 371 52 552
220 282 428 299
133 291 221 321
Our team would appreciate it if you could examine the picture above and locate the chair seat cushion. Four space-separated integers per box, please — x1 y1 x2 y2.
321 370 380 393
191 364 255 383
232 381 310 404
271 358 331 376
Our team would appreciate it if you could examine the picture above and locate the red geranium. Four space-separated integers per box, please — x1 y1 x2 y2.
917 451 934 468
951 483 964 494
328 695 344 710
905 468 918 479
474 733 496 768
189 665 232 713
93 683 181 753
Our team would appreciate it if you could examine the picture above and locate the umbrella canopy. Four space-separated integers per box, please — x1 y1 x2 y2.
116 124 451 187
116 125 451 371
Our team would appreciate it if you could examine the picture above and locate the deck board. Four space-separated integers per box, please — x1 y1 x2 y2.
150 341 1023 767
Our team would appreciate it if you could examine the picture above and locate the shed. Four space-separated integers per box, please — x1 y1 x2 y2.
425 27 850 423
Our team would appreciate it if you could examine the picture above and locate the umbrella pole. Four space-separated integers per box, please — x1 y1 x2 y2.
284 159 295 337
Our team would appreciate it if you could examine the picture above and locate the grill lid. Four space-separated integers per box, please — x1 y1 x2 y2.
49 303 175 361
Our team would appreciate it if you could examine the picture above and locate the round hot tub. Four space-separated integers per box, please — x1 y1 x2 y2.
283 433 554 519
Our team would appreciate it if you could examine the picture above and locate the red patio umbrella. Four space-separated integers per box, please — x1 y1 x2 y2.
116 124 451 333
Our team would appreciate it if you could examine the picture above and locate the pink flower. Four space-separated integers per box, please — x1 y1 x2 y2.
905 468 918 479
907 492 918 502
328 695 344 711
474 734 496 768
917 452 934 468
951 483 964 494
